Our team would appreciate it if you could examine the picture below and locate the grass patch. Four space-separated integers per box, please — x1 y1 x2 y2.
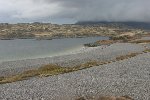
0 69 39 84
110 34 143 43
76 95 134 100
0 77 4 81
110 35 133 42
143 49 150 53
98 96 133 100
95 40 115 45
0 61 101 84
116 53 140 61
130 40 150 44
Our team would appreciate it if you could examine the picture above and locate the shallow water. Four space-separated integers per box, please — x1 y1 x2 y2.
0 37 108 62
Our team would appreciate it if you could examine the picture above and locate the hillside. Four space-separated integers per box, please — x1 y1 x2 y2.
76 21 150 30
0 23 147 40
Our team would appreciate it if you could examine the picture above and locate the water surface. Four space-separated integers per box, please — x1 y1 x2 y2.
0 37 108 62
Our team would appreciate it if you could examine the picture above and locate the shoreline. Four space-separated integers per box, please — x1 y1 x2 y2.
0 42 146 77
0 36 109 63
0 45 104 76
0 35 109 40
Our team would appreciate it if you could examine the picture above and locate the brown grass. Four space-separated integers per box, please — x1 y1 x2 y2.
0 77 4 81
76 95 134 100
95 40 115 45
97 96 134 100
130 40 150 44
110 34 144 43
110 35 134 42
116 53 140 61
0 69 39 84
0 61 101 84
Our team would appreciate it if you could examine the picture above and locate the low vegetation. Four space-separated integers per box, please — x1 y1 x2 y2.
115 53 140 61
84 40 115 47
1 22 147 40
76 95 134 100
110 34 143 43
143 49 150 53
0 77 4 81
84 34 148 47
129 40 150 44
0 61 101 84
110 35 133 42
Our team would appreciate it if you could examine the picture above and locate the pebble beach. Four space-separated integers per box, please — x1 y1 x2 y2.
0 41 150 100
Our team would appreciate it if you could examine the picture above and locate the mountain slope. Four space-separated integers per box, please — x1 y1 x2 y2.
76 21 150 30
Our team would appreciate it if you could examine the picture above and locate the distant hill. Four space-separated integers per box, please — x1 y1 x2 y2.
76 21 150 30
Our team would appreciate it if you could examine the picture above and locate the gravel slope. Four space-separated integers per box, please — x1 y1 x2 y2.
0 52 150 100
0 43 145 76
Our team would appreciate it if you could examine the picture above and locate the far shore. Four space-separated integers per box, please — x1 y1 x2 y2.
0 35 109 40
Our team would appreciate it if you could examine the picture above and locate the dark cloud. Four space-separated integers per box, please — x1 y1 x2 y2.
52 0 150 22
0 0 149 23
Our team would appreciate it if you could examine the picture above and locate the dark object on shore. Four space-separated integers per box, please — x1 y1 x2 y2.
84 43 100 47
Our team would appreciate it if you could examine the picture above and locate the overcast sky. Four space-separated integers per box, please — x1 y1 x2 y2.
0 0 149 24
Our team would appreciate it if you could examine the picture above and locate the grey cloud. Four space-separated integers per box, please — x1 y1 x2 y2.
0 0 149 23
52 0 150 22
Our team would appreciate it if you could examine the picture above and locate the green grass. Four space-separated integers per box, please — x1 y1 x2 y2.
143 49 150 53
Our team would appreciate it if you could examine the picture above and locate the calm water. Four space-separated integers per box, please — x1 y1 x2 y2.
0 37 108 62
